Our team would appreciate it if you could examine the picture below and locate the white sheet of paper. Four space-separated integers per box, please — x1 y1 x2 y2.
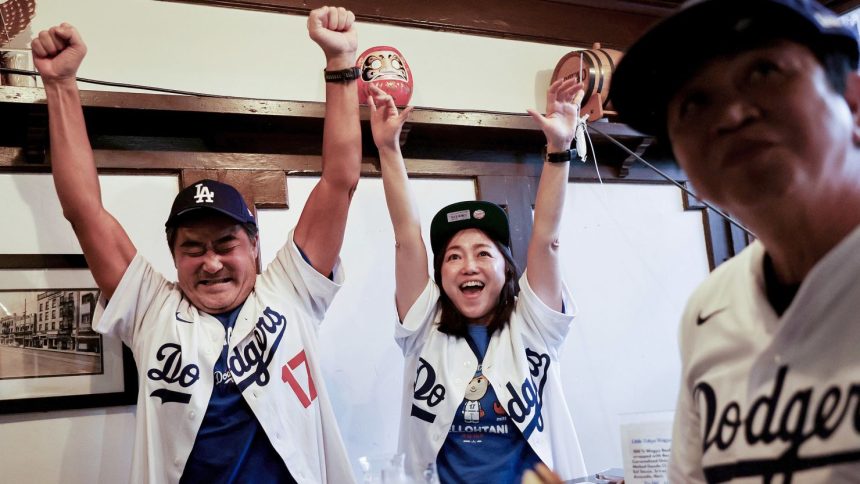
619 411 673 484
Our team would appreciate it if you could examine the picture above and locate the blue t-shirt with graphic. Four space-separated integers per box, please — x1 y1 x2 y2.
436 324 542 484
180 304 296 484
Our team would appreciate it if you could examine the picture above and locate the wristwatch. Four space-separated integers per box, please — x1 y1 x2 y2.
545 148 578 163
324 66 361 83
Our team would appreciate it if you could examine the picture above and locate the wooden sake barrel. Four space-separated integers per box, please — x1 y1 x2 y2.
550 43 623 121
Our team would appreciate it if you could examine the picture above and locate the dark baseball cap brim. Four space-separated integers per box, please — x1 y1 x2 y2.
430 201 510 255
612 0 860 138
166 205 252 228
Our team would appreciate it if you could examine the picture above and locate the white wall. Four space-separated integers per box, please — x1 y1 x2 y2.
28 0 573 113
560 182 708 472
0 407 136 483
0 174 178 484
0 0 711 481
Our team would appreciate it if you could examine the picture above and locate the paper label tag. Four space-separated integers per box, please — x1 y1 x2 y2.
447 210 471 223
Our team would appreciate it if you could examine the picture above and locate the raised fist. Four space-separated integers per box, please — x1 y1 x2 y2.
307 6 357 68
31 23 87 84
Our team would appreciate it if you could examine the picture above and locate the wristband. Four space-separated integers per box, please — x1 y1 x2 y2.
324 66 361 83
545 148 577 163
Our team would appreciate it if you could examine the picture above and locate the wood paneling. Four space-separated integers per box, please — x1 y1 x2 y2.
477 175 539 270
684 190 753 270
0 86 649 174
180 168 288 209
0 254 88 269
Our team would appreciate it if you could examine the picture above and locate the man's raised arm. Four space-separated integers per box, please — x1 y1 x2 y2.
33 24 136 299
293 7 361 276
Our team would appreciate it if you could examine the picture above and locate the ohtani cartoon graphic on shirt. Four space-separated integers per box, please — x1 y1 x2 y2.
463 375 489 423
448 364 512 445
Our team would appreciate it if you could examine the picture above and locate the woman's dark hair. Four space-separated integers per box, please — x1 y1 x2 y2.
433 231 521 338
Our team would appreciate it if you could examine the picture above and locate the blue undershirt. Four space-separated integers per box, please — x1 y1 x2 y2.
180 303 296 484
436 324 542 484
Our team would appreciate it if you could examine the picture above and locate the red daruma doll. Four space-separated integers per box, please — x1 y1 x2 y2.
356 46 413 106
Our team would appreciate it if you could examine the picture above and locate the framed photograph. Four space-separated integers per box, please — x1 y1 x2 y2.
0 255 137 414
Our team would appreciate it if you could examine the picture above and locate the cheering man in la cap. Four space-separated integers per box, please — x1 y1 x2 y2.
612 0 860 481
33 6 361 483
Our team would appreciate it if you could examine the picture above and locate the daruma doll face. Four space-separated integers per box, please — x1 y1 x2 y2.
357 46 413 106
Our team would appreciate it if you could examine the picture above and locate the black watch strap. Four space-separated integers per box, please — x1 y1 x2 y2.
324 66 361 83
545 148 577 163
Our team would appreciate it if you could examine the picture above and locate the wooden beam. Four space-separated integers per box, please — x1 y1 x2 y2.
476 175 537 270
1 146 697 182
159 0 663 50
180 168 288 209
1 86 648 170
619 137 652 178
2 86 647 133
0 254 88 269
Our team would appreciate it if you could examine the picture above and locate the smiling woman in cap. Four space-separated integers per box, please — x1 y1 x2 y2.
612 0 860 482
367 77 588 482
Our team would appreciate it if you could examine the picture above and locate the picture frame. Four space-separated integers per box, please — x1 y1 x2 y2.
0 254 137 414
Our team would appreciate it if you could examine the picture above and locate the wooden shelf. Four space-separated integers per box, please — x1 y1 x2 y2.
0 85 656 176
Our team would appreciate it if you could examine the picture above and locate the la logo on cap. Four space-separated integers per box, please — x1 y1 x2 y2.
194 183 214 204
473 209 485 220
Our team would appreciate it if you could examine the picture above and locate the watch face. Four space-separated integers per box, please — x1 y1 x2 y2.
356 45 414 106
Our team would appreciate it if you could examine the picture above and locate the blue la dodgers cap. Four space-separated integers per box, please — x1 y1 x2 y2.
611 0 860 139
165 179 256 229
